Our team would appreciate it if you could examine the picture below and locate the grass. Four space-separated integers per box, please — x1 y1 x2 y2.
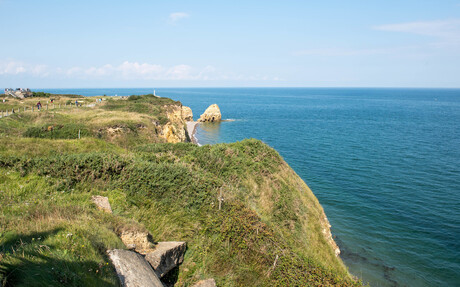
0 93 360 286
0 94 188 147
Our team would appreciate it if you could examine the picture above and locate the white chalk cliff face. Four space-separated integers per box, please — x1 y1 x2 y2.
198 104 221 122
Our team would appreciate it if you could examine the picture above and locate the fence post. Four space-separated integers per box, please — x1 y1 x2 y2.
12 108 14 114
218 188 224 210
24 106 26 112
78 129 81 139
6 110 8 116
59 103 61 108
46 104 48 110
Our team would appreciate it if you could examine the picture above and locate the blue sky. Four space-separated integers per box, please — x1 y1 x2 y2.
1 0 460 88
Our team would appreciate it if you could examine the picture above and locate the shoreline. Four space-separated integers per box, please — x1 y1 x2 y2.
186 121 199 145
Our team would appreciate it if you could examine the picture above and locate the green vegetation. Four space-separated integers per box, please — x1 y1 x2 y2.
102 94 178 117
0 94 359 286
31 92 83 98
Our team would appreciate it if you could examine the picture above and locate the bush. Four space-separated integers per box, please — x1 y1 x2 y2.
23 124 91 139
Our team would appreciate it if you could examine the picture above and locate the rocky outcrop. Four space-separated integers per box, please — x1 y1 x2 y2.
119 230 154 254
145 241 187 278
91 195 112 213
192 279 217 287
198 104 221 122
182 106 193 121
107 249 164 287
321 215 340 257
160 123 183 144
159 105 188 143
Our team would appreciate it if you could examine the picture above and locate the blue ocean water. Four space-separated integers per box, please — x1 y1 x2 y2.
42 88 460 286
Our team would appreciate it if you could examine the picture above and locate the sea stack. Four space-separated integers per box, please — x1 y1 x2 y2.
198 104 221 122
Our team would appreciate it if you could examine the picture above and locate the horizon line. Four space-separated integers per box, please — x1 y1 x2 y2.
3 86 460 90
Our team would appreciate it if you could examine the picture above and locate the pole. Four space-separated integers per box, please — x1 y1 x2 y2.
78 129 81 139
218 188 223 210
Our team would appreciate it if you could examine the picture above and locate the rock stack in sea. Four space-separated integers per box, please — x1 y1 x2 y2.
198 104 221 122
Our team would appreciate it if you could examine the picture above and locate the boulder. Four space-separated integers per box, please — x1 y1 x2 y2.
197 104 221 122
91 195 112 213
192 279 217 287
119 230 154 254
182 106 193 121
107 249 164 287
145 241 186 278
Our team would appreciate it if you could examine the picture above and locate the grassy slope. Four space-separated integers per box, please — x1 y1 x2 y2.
0 95 359 286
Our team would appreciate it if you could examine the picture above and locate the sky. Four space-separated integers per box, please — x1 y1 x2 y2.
1 0 460 88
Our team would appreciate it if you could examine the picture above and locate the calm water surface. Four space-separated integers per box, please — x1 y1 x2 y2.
43 88 460 287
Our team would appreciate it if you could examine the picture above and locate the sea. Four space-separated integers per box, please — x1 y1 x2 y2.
41 88 460 287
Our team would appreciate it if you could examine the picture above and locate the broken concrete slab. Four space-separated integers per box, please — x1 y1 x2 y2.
91 195 112 213
107 249 164 287
192 279 217 287
145 241 186 278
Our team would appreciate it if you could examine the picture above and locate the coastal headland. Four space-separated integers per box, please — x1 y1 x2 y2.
0 93 358 286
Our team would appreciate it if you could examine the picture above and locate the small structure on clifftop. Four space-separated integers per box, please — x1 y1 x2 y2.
198 104 221 122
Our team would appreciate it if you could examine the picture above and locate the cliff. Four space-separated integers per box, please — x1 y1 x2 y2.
0 94 356 286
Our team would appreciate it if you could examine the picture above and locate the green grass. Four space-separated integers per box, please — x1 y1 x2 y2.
0 170 127 286
102 94 178 117
0 94 360 286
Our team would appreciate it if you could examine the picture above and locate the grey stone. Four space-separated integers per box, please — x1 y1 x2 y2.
107 249 164 287
119 230 153 254
145 241 186 278
91 195 112 213
192 279 217 287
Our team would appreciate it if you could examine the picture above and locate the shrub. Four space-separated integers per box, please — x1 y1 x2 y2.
23 124 91 139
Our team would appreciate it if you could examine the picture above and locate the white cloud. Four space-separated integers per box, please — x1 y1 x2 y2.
66 61 216 81
1 60 278 83
169 12 189 23
294 19 460 58
0 60 48 76
166 64 192 80
374 19 460 44
116 61 163 78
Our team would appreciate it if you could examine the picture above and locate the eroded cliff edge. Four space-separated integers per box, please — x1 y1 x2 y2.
0 93 355 286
